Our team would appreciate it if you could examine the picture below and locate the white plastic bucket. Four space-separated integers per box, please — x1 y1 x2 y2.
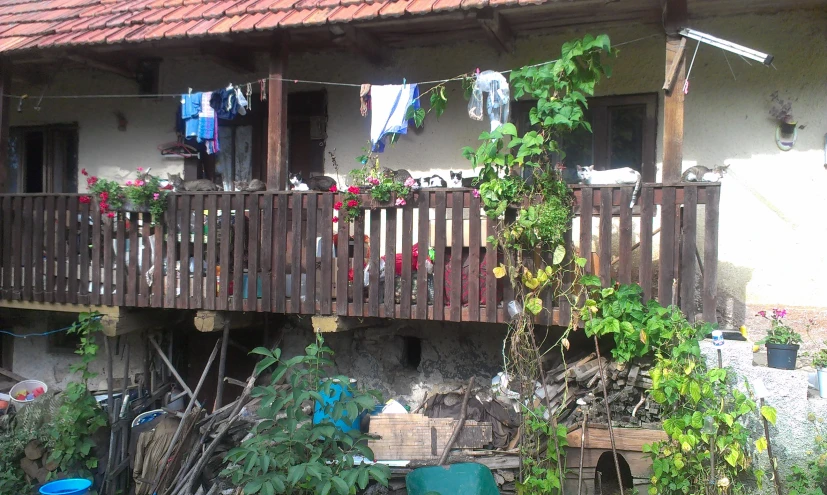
10 379 48 407
818 369 827 399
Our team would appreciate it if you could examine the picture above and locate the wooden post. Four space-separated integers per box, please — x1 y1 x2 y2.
214 319 230 411
267 32 289 191
0 59 10 192
662 0 687 184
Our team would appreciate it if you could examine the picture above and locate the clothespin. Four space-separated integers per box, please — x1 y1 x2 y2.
246 83 252 111
16 94 27 112
683 79 690 95
402 78 406 86
188 87 192 95
260 79 267 101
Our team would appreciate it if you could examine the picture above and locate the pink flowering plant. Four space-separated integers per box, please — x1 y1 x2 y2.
123 167 169 221
81 168 123 216
333 185 362 223
367 173 414 206
755 308 803 346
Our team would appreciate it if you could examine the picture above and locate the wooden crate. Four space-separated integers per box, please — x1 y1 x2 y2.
368 413 492 461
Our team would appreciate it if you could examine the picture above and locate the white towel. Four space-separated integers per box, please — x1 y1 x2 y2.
370 84 419 152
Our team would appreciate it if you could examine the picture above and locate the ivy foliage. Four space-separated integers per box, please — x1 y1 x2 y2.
222 334 390 495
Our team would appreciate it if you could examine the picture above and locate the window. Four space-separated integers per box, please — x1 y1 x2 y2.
7 124 79 193
514 94 658 182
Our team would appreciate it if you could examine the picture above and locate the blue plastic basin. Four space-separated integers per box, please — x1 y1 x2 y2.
39 478 93 495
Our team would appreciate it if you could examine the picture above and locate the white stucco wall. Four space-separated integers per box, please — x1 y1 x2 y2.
7 9 827 317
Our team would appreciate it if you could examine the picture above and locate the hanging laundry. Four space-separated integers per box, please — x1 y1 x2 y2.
360 84 371 117
235 87 248 116
212 88 235 120
370 83 419 152
197 92 220 155
467 71 510 132
180 92 201 138
245 83 253 111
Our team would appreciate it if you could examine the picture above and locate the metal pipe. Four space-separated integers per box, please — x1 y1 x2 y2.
594 335 624 495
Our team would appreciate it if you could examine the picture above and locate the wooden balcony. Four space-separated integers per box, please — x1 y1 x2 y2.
0 184 720 325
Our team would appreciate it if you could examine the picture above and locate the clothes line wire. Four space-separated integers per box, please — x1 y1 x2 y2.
1 33 661 101
0 315 102 338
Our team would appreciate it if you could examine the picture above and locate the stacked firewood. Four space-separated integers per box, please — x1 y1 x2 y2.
537 353 661 428
19 440 57 485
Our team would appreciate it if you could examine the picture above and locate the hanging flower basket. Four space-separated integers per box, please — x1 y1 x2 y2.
122 200 151 213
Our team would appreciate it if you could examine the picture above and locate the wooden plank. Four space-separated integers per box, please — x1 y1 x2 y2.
449 191 463 322
55 197 68 303
151 208 164 308
303 194 318 314
31 197 43 302
2 197 12 298
192 194 204 309
127 211 140 306
266 33 289 191
79 200 90 302
680 186 698 320
101 206 113 306
658 187 677 306
432 192 446 320
115 212 126 306
558 219 574 326
290 193 304 313
259 194 273 312
164 195 177 309
217 194 231 310
367 208 380 317
598 188 612 287
566 427 667 451
702 186 720 323
232 194 245 311
178 194 191 309
485 217 497 323
319 194 333 315
245 194 260 312
205 195 218 310
383 208 396 318
20 197 32 301
140 213 151 307
336 204 349 316
10 198 22 299
272 194 288 313
351 206 365 316
66 197 78 304
416 192 430 320
579 188 593 273
662 37 687 92
91 201 102 305
663 36 686 182
639 186 655 302
618 187 633 285
400 200 413 319
468 193 480 322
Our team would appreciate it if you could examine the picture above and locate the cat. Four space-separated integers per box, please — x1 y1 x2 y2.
681 165 729 182
448 171 477 188
289 173 337 192
233 179 266 192
167 173 220 192
381 167 412 183
428 175 447 188
576 165 641 208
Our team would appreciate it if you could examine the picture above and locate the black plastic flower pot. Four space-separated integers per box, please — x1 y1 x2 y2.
766 343 799 370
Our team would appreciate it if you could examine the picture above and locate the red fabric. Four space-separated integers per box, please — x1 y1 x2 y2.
443 249 502 306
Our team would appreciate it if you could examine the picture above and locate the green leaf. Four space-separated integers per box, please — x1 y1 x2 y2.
689 381 701 404
255 356 278 376
251 347 273 357
552 244 565 265
580 274 601 287
287 464 306 486
724 448 740 467
320 481 332 495
262 481 275 495
575 257 587 268
755 437 768 454
501 122 518 137
245 479 264 494
761 406 777 425
525 297 543 315
331 476 349 495
357 468 370 489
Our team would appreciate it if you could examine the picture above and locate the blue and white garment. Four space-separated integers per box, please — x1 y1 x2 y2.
180 92 201 138
369 83 419 152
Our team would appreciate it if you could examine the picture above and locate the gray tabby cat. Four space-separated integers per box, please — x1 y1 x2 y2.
576 165 641 208
233 179 266 192
167 173 221 192
681 165 729 182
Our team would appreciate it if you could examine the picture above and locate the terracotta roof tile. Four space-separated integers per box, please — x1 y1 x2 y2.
277 7 313 24
254 9 287 28
349 1 383 19
207 13 242 33
182 2 214 19
302 6 336 24
377 0 411 17
182 0 204 5
317 0 341 7
326 2 359 21
432 0 462 11
143 20 181 39
406 0 435 14
225 0 258 15
141 6 177 21
74 26 121 44
104 12 137 26
164 18 200 36
185 17 220 35
86 13 125 29
459 0 486 8
268 0 301 11
201 0 238 17
229 11 266 31
124 23 154 40
245 0 280 13
164 4 201 21
106 24 144 42
0 36 30 52
293 0 320 8
2 21 59 37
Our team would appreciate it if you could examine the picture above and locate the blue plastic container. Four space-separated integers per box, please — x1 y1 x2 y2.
39 478 93 495
312 381 360 433
241 273 262 299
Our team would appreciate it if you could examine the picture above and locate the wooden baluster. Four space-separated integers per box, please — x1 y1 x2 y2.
367 208 380 317
192 195 204 309
680 186 698 320
598 188 612 287
319 194 333 315
433 191 447 321
246 194 260 312
272 194 288 312
659 187 677 307
178 195 191 309
205 195 218 310
416 192 430 320
702 186 720 323
304 194 318 314
400 200 413 319
639 186 654 302
259 194 273 313
618 188 633 285
468 192 481 322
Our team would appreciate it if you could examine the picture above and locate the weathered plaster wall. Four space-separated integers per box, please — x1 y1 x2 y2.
7 9 827 316
8 313 145 392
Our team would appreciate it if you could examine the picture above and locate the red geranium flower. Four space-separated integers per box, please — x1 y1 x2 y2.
162 184 174 190
347 199 358 208
332 216 339 223
100 191 109 201
79 196 91 204
329 184 337 193
87 176 98 186
333 201 343 211
347 185 360 194
107 212 116 219
99 202 109 213
81 168 88 176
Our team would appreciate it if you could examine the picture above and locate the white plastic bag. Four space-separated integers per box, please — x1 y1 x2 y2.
467 71 511 131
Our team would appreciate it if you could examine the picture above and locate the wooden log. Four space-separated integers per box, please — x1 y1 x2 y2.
438 376 474 465
149 336 199 406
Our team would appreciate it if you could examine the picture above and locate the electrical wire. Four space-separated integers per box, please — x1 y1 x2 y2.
1 33 661 102
0 315 102 338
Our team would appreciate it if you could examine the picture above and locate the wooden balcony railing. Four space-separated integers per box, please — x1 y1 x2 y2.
0 183 720 325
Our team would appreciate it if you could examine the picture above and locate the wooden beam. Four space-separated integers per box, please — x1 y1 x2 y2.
567 426 668 451
476 9 514 54
267 32 289 191
65 53 134 80
193 310 258 332
200 42 257 74
662 36 686 183
312 315 384 333
662 0 688 36
0 59 9 193
662 37 686 92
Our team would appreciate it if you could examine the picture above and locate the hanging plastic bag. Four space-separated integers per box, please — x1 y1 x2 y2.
467 71 510 132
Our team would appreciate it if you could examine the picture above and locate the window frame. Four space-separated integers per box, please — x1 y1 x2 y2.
590 93 658 183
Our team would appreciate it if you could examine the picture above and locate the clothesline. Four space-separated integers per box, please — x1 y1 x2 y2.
1 34 661 101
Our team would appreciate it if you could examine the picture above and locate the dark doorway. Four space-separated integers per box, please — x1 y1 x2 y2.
595 451 634 494
8 125 79 193
288 90 327 180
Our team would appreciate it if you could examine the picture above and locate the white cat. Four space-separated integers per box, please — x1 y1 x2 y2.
576 165 641 208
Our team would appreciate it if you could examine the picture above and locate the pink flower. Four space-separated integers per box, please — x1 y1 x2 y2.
367 177 380 186
137 167 143 172
329 184 337 193
472 189 480 198
153 193 160 200
404 177 416 188
333 201 343 211
79 196 91 204
81 168 88 176
125 180 133 186
99 191 109 201
99 202 109 213
347 199 358 208
757 311 766 318
332 216 339 223
87 176 98 186
135 180 145 187
347 185 360 194
107 212 116 219
395 197 406 206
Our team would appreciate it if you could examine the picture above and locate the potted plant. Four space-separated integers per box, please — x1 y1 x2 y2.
769 91 798 151
812 346 827 398
756 308 802 369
